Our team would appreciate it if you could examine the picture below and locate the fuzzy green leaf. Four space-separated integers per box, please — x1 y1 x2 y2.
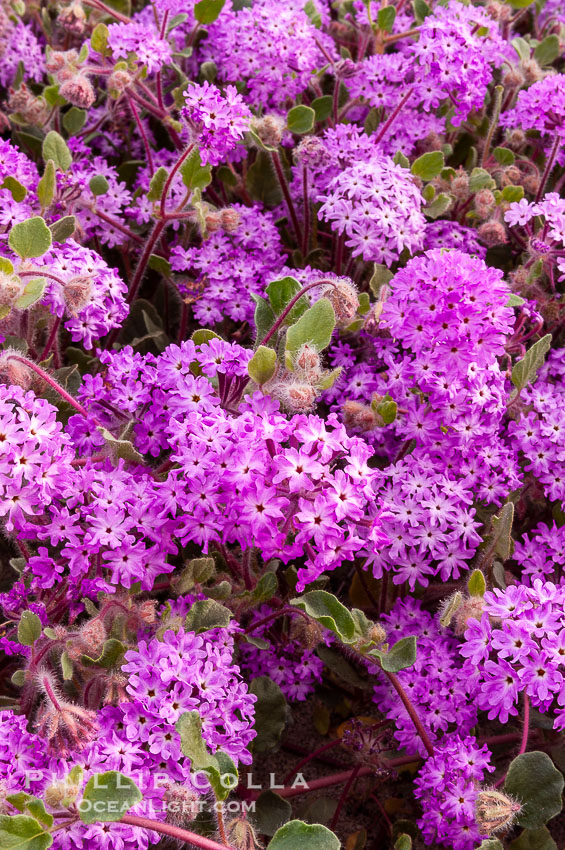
286 105 315 135
79 771 142 824
17 611 41 646
248 345 277 385
512 334 552 393
194 0 225 24
0 815 52 850
267 820 340 850
42 131 72 172
9 217 52 260
504 752 564 829
290 590 355 642
185 599 232 633
411 151 444 181
285 298 335 354
250 677 287 753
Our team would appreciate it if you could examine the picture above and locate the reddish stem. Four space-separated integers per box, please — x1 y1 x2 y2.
373 88 413 145
271 150 303 245
6 355 98 423
382 669 434 757
329 763 362 831
259 279 338 347
283 738 343 785
120 815 233 850
40 317 61 362
244 606 310 635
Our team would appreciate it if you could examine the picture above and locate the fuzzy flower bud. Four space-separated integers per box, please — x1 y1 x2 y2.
163 783 201 826
343 400 379 432
474 189 496 219
220 208 241 233
0 271 24 307
475 788 522 835
275 380 318 412
289 616 324 650
322 278 359 327
63 275 93 315
205 211 223 233
451 170 470 200
0 350 32 389
252 115 285 148
227 816 261 850
108 68 133 96
294 343 322 379
59 76 96 109
522 173 540 195
478 219 508 246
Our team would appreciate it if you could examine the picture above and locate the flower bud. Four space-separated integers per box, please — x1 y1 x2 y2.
59 76 96 109
163 783 200 826
275 380 317 412
8 84 49 126
79 619 106 654
204 211 223 233
0 271 24 307
343 400 378 432
521 58 543 84
453 595 485 636
294 343 321 378
323 278 359 326
63 275 93 315
45 50 69 75
252 115 284 148
451 170 469 200
522 173 540 195
0 350 32 389
58 1 87 35
220 208 240 232
368 622 387 645
500 165 521 186
289 616 324 649
478 220 507 246
475 788 521 835
474 189 495 219
227 816 261 850
508 129 526 150
138 599 157 624
501 66 524 88
108 69 132 95
294 136 331 170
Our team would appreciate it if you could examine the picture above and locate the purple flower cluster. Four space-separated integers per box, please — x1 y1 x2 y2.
461 579 565 728
181 82 252 166
414 734 494 850
317 156 425 265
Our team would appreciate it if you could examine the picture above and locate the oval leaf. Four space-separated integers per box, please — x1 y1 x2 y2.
290 590 355 642
285 298 335 354
504 752 564 829
287 105 315 135
9 217 52 260
268 820 340 850
79 771 142 824
42 131 72 172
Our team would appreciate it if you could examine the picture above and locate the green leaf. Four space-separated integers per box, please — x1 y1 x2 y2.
469 167 496 192
468 569 486 597
168 12 189 31
42 131 72 172
78 771 142 824
89 175 109 196
478 842 504 850
175 711 238 800
61 651 73 680
14 278 46 311
5 795 53 829
286 105 315 135
534 35 560 66
413 0 432 23
266 275 308 321
1 177 27 203
487 502 515 562
252 572 278 603
377 5 396 31
369 263 393 296
285 298 335 354
504 752 564 829
379 635 417 672
267 820 340 850
395 836 412 850
375 396 397 425
63 107 87 136
290 590 355 642
511 334 552 392
179 148 212 191
253 791 292 837
191 328 221 345
303 0 322 27
194 0 225 24
502 185 524 203
97 427 144 464
176 710 212 768
509 827 557 850
200 60 217 82
43 85 65 108
81 638 126 668
147 166 168 201
9 217 52 260
493 147 515 166
49 216 76 243
506 0 534 7
511 36 531 62
425 192 452 219
0 257 14 274
250 677 287 752
91 22 109 53
311 95 332 122
147 254 172 276
17 610 41 646
248 346 277 385
185 599 232 633
411 151 444 181
37 161 55 209
394 151 410 168
0 815 52 850
176 557 215 594
507 293 525 308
